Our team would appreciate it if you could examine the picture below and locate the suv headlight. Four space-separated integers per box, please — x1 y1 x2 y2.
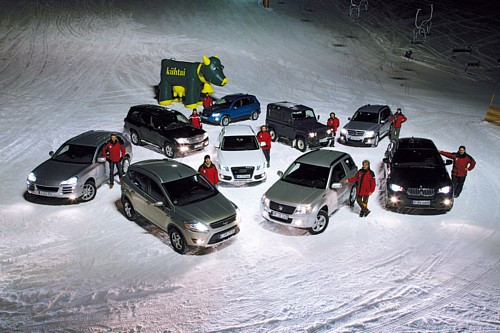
308 132 317 138
60 176 78 185
184 221 209 233
389 184 404 192
364 131 375 137
261 195 270 207
230 201 241 222
212 112 221 117
27 172 36 182
341 128 347 135
438 186 451 194
175 138 189 144
295 204 312 215
219 163 229 172
326 129 333 134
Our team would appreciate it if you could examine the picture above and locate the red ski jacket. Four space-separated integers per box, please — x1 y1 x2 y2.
203 96 213 109
190 113 202 129
102 140 126 163
347 169 376 197
439 151 476 177
388 113 407 128
257 131 272 151
199 163 219 185
327 117 340 133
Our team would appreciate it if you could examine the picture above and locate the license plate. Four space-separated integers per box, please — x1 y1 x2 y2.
412 200 431 205
194 143 202 148
39 190 57 196
219 228 236 239
347 135 361 141
236 174 251 179
271 211 288 220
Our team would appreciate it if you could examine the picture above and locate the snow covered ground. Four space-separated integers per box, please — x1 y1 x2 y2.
1 0 499 331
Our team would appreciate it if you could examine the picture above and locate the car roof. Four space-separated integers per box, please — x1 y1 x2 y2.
65 130 122 146
357 104 388 113
130 104 181 116
221 125 256 136
222 93 254 100
396 137 437 150
269 101 312 111
295 149 348 167
131 159 198 183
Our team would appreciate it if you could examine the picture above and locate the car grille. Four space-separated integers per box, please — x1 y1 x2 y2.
269 201 296 214
188 134 206 144
210 214 236 229
36 185 59 192
407 188 435 197
231 166 254 179
316 130 327 140
347 129 365 136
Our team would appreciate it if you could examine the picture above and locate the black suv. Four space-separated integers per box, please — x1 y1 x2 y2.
382 137 454 213
124 105 208 158
266 102 331 152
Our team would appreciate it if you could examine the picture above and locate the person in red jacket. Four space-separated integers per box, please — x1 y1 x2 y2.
344 160 376 217
102 133 127 189
202 93 213 111
327 112 340 147
257 125 272 167
387 108 407 141
190 109 202 129
199 155 219 186
439 146 476 198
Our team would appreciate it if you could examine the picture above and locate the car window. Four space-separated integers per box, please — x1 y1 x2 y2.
393 149 441 168
241 98 251 106
381 109 390 120
291 109 315 119
152 116 162 130
284 112 293 124
52 144 96 164
163 174 217 206
161 113 190 128
282 162 330 189
149 179 166 203
221 135 260 151
140 113 151 126
267 107 280 121
352 111 378 123
343 157 357 171
330 163 346 184
129 110 140 122
214 98 232 107
128 170 149 191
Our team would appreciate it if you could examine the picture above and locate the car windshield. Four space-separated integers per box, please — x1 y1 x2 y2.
163 174 217 206
352 111 379 123
51 144 96 164
291 109 316 120
161 113 190 129
221 135 259 151
393 149 441 168
282 162 329 189
214 97 233 107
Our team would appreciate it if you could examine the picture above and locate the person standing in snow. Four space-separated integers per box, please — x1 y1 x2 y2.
190 109 202 129
344 160 376 217
202 93 213 111
326 112 340 147
199 155 219 186
439 146 476 198
102 133 127 189
257 125 272 167
387 108 407 141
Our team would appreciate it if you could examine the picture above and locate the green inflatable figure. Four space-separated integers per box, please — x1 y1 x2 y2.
158 55 228 109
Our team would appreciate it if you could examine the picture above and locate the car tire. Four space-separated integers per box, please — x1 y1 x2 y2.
373 135 379 147
163 142 175 158
220 116 230 126
296 136 307 152
170 228 188 254
269 128 277 142
121 156 130 174
130 130 141 145
78 180 96 202
348 183 357 206
122 197 137 221
309 210 329 235
251 110 259 121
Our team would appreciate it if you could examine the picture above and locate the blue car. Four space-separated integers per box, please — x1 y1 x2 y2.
201 94 261 126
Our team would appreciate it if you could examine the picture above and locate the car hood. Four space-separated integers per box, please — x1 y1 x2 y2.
32 159 90 182
175 192 236 224
391 167 450 188
265 180 324 206
206 105 229 113
344 121 379 131
295 118 326 132
217 149 266 167
163 125 205 139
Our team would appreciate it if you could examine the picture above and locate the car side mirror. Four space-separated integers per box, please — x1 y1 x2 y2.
317 115 320 120
97 157 106 163
383 158 389 163
445 159 453 165
347 117 351 120
49 151 54 156
153 201 164 207
277 171 283 177
331 182 342 189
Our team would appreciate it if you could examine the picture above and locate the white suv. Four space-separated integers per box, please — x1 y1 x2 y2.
215 125 267 183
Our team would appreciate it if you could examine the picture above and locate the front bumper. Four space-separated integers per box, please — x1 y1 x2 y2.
177 138 209 155
26 181 82 199
219 166 267 183
183 220 240 248
386 190 454 211
201 114 224 125
339 134 376 146
260 203 316 229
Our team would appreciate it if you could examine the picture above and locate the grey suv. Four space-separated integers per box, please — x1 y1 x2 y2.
339 104 393 147
121 159 241 254
266 102 332 152
260 149 358 234
26 130 133 202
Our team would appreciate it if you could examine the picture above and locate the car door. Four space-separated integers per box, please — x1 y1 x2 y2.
281 111 295 140
95 143 110 185
150 115 164 146
380 108 392 136
138 112 153 143
239 97 252 119
142 177 174 230
230 98 243 119
127 170 151 218
326 162 348 210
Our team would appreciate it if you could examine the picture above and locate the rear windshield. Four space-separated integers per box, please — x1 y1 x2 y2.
52 144 96 164
282 162 329 189
393 149 441 168
352 111 379 123
221 136 259 151
163 174 217 206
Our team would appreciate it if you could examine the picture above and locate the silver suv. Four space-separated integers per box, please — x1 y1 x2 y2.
339 104 393 147
121 159 241 254
26 130 133 202
261 149 358 234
